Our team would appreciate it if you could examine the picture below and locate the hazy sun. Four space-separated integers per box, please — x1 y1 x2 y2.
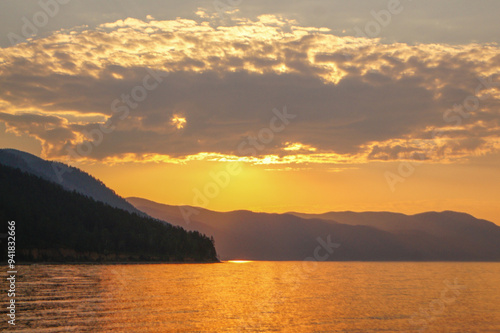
171 115 187 129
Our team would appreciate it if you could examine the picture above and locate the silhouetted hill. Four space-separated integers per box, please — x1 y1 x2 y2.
290 211 500 257
127 197 414 260
0 164 218 262
290 210 499 236
0 149 142 215
127 197 500 261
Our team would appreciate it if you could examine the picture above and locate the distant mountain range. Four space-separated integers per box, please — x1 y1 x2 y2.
0 149 142 215
127 197 500 261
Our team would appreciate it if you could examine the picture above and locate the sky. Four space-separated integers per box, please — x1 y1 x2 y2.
0 0 499 224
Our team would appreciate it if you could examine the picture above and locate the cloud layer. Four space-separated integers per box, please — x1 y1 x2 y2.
1 15 499 166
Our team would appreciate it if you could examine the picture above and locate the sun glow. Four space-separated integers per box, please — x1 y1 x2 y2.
171 115 187 129
227 260 253 263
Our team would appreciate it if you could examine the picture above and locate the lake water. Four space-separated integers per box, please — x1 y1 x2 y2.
1 262 499 332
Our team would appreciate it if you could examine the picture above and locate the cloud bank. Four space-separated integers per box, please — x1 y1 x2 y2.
1 14 499 166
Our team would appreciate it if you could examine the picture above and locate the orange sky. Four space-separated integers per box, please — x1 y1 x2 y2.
28 152 495 225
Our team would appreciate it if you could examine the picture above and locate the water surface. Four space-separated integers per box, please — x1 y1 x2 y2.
1 262 499 332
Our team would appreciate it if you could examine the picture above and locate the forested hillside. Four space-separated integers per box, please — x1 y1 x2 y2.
0 149 143 215
0 164 218 262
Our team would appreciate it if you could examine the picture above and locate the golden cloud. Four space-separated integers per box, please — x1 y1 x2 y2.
0 15 499 166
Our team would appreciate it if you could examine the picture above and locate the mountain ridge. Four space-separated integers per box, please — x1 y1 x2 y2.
0 148 143 215
127 197 500 261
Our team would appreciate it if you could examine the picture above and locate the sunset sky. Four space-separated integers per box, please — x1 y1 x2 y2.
1 0 499 224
